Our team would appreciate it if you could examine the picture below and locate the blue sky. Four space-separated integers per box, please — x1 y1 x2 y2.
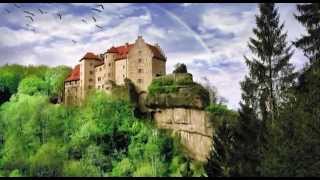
0 3 308 110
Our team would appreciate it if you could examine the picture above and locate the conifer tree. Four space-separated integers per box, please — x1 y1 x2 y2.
232 76 262 176
232 3 296 176
294 3 320 65
244 3 296 126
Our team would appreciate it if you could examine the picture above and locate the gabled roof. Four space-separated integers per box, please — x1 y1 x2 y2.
80 52 102 62
65 64 80 82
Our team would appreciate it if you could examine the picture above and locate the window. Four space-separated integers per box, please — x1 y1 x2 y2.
100 67 102 71
98 86 100 89
138 58 142 63
90 63 93 66
90 71 93 75
108 63 111 66
138 50 142 54
138 69 143 73
106 87 110 90
123 65 125 69
98 77 101 82
88 85 92 89
108 73 111 77
138 79 143 83
89 78 93 82
123 74 125 78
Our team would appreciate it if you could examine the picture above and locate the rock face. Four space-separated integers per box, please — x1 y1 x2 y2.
153 108 213 162
145 68 213 162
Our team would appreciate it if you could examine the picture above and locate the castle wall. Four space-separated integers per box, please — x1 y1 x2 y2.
152 58 166 78
80 60 100 101
95 64 105 90
115 59 127 85
105 53 116 83
127 37 153 92
64 80 80 105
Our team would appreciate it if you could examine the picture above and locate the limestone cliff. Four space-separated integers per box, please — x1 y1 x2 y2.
144 65 213 162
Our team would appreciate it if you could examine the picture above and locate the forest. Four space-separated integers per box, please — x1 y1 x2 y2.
0 3 319 177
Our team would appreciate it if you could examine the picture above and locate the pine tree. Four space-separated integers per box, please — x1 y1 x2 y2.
294 3 320 65
244 3 296 127
232 76 262 176
205 119 235 177
232 3 296 176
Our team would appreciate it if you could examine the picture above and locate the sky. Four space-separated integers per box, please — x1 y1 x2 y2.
0 3 308 110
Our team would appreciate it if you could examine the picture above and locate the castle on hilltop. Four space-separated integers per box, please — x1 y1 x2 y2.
64 36 167 105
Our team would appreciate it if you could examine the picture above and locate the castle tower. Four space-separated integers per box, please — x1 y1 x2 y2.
79 52 103 101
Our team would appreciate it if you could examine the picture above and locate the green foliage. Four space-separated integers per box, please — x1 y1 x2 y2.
9 169 22 177
206 104 238 126
0 64 70 105
29 142 66 176
18 75 48 96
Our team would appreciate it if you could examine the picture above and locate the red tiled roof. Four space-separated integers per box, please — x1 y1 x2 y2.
106 43 166 61
65 64 80 82
107 43 134 60
80 52 102 61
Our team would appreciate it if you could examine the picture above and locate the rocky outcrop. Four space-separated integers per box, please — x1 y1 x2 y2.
145 65 213 162
153 108 213 162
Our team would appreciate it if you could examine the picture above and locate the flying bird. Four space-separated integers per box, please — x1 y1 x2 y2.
38 8 46 14
92 16 96 22
13 3 21 8
25 15 34 22
81 19 87 24
24 10 35 16
91 8 102 13
95 25 103 29
96 4 104 10
4 8 11 14
57 13 62 20
72 40 77 44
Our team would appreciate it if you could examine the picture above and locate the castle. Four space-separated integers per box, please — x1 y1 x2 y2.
64 36 167 105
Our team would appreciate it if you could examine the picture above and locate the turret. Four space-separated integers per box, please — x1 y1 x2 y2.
79 52 102 100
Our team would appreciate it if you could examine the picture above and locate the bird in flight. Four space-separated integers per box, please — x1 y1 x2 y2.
25 16 34 22
57 13 62 20
91 8 102 13
38 8 47 14
72 40 77 44
13 3 22 8
81 19 87 24
96 4 104 10
4 8 11 14
95 25 103 29
24 10 35 16
92 16 96 22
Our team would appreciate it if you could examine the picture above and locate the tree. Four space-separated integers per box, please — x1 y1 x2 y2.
245 3 296 125
173 63 188 73
294 3 320 65
18 76 48 96
205 104 238 177
231 76 262 176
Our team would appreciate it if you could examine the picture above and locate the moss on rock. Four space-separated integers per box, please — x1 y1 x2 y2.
146 73 209 109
